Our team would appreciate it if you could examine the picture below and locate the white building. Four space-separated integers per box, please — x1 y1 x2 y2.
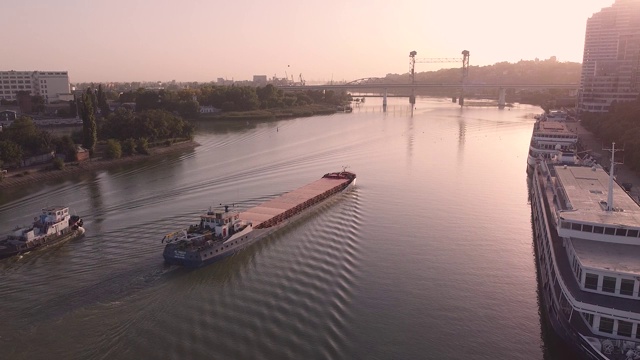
0 70 72 104
578 0 640 113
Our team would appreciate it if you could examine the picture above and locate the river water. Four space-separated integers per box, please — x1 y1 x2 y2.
0 97 576 359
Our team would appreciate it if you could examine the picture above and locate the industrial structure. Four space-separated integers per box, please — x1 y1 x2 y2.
578 0 640 113
0 70 72 103
408 50 470 105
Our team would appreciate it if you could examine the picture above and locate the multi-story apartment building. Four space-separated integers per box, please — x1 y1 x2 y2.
0 71 72 104
578 0 640 113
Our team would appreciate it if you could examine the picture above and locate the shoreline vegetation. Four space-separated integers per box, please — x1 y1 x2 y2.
198 104 339 121
0 84 355 190
0 140 198 190
0 103 346 190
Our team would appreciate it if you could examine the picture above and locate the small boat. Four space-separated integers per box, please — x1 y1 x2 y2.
0 206 84 259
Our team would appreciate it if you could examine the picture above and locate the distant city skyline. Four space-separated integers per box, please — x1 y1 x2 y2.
5 0 615 83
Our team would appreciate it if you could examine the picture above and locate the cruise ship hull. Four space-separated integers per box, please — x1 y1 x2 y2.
531 208 606 360
530 165 629 360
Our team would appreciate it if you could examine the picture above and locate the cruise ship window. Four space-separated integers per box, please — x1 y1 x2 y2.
582 224 593 232
593 226 604 234
620 279 635 296
604 227 616 235
571 223 582 231
616 228 627 236
585 273 599 290
599 317 614 334
618 320 633 337
602 276 616 293
627 230 639 237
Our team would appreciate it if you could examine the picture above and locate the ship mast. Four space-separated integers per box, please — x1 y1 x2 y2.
605 142 622 211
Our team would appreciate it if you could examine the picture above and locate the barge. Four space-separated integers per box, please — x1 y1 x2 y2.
0 206 84 259
530 143 640 360
162 170 356 268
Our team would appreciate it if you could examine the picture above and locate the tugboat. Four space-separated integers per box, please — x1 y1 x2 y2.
162 205 254 267
0 206 84 259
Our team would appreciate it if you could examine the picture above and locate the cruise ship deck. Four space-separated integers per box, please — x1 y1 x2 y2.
554 165 640 227
536 120 576 136
538 164 640 313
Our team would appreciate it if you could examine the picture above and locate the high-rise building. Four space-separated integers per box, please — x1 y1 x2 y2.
0 70 72 104
578 0 640 113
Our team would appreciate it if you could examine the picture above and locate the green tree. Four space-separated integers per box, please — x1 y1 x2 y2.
97 84 110 117
119 91 136 103
581 98 640 170
136 90 161 111
0 140 23 165
101 108 192 142
177 100 200 118
256 84 283 108
121 138 136 156
100 108 136 140
31 95 45 113
81 90 97 154
136 138 149 155
0 116 53 156
105 139 122 159
53 135 77 161
3 116 39 147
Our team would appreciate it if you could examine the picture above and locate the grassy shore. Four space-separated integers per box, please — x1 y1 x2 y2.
196 104 338 121
0 140 198 190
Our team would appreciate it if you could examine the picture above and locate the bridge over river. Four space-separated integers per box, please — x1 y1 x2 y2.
276 82 579 109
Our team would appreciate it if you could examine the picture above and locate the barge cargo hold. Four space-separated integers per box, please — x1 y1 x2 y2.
162 171 356 268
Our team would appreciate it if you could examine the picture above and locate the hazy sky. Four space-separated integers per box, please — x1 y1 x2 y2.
5 0 615 83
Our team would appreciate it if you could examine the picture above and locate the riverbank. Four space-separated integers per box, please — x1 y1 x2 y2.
196 104 339 121
0 140 198 190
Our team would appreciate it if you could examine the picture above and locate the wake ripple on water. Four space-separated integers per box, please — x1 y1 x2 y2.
111 190 365 360
0 189 364 360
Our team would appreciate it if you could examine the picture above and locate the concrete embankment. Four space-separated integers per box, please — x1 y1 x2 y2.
0 141 198 190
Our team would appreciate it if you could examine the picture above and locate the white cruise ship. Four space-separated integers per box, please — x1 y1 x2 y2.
527 118 579 174
530 143 640 360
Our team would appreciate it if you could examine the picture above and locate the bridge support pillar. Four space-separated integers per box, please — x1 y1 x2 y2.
383 88 388 112
498 88 506 108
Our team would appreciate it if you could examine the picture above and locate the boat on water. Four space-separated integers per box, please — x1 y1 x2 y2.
0 206 84 259
527 115 579 174
530 142 640 360
162 170 356 268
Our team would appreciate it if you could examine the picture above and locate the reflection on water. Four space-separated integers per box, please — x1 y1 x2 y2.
0 97 565 360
